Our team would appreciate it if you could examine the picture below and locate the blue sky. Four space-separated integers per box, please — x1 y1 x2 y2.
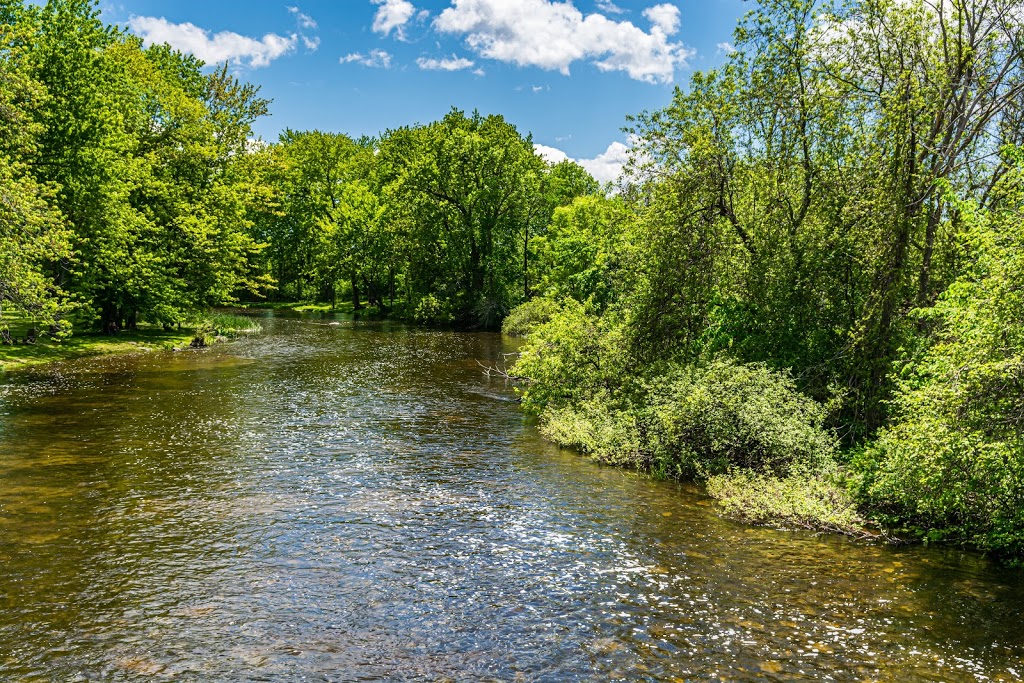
100 0 748 182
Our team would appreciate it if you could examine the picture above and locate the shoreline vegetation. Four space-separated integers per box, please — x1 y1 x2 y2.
2 0 1023 563
0 312 263 371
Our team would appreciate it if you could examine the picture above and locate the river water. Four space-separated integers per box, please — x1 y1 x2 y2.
0 314 1022 682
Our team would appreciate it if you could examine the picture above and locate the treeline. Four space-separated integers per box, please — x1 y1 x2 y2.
507 0 1024 561
0 0 601 334
243 112 600 326
0 0 271 335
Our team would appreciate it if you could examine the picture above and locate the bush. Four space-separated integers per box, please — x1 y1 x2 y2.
513 301 634 414
539 395 648 469
707 467 868 537
412 294 456 325
501 297 562 337
645 359 837 479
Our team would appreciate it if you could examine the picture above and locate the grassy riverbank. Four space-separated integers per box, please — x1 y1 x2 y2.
238 300 395 318
0 312 261 371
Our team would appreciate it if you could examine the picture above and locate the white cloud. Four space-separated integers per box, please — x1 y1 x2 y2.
533 140 630 184
416 55 475 71
342 49 394 68
287 6 320 52
434 0 692 84
716 41 735 54
128 16 297 68
287 6 317 30
534 144 570 164
642 3 680 35
577 141 631 184
595 0 626 15
372 0 417 39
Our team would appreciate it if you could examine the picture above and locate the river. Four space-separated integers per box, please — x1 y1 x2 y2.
0 314 1022 681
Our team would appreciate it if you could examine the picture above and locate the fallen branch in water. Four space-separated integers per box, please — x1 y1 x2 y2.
477 353 529 382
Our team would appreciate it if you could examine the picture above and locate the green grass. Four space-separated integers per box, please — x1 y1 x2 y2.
237 299 407 317
0 325 194 371
0 309 260 371
705 468 889 540
203 312 263 336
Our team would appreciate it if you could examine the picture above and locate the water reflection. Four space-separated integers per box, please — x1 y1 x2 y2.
0 314 1022 681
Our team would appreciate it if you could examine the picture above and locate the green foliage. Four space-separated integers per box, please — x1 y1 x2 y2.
501 297 562 337
516 302 836 480
514 301 635 414
644 359 836 479
540 398 648 469
0 0 273 336
412 293 457 325
531 195 631 306
525 356 837 480
190 312 262 348
377 109 582 327
204 313 263 337
707 467 867 537
0 11 72 332
854 164 1024 559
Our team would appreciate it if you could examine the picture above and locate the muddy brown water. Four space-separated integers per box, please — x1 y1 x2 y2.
1 313 1022 681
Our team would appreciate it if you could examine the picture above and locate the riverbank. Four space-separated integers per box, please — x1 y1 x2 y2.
0 327 194 371
0 312 262 371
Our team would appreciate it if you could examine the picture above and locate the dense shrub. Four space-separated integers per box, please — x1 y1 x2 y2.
413 294 456 325
645 360 837 479
513 301 634 413
501 297 562 337
516 311 836 481
539 396 647 469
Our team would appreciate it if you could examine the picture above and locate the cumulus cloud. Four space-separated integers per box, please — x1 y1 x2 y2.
342 49 394 68
372 0 418 39
716 41 735 54
128 16 297 68
434 0 692 84
642 3 680 35
534 140 631 184
416 55 475 71
534 144 570 164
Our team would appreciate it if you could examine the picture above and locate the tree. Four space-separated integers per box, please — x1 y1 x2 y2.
378 109 542 326
0 8 71 331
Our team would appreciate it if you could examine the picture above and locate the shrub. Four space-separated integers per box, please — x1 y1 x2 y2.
412 294 456 325
539 395 648 469
645 359 837 479
513 301 634 414
707 467 868 537
501 297 562 337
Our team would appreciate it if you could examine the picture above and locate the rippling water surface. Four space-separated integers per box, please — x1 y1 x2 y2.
1 313 1022 682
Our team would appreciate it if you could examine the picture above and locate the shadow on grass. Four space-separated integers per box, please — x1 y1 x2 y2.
0 323 194 371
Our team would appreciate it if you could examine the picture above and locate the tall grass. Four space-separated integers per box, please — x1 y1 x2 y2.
205 313 263 336
191 313 262 347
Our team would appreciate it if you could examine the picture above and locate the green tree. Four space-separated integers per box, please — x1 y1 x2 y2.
378 109 542 326
0 8 71 332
